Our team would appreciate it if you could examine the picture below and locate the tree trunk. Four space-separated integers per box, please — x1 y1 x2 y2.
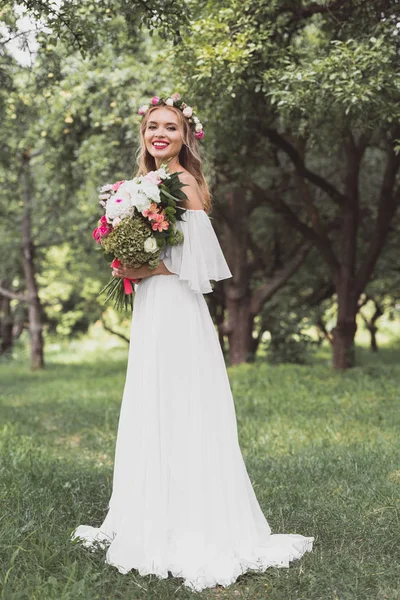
332 283 358 369
331 134 363 369
370 326 378 352
331 317 357 368
225 291 254 364
21 154 45 370
221 188 254 365
0 295 13 354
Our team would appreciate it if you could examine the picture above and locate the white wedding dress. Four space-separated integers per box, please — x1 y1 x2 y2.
71 209 313 592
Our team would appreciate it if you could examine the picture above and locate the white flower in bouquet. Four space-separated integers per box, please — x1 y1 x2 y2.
140 180 161 203
106 187 135 222
123 177 161 209
157 167 170 180
144 236 158 253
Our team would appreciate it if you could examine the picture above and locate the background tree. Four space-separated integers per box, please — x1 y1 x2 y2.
169 0 400 368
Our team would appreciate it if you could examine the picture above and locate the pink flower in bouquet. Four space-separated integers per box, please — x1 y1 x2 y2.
100 215 108 226
143 171 162 186
154 212 164 223
151 96 160 105
112 180 125 191
152 220 169 232
92 224 111 244
142 203 159 219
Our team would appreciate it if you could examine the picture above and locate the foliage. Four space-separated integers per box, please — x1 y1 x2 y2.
265 312 317 365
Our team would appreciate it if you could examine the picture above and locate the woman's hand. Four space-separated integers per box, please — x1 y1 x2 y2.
112 261 171 280
112 263 145 280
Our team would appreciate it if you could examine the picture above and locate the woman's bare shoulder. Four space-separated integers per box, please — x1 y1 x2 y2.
178 169 204 210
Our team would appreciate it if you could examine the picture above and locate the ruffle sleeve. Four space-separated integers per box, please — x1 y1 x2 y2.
162 209 232 294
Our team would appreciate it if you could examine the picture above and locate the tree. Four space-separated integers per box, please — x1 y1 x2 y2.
170 0 400 368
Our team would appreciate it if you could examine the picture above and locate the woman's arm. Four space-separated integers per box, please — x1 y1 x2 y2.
112 260 172 280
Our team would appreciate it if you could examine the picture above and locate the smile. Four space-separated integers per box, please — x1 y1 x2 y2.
152 141 170 149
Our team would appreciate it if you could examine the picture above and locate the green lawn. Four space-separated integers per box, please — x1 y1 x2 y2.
0 342 399 600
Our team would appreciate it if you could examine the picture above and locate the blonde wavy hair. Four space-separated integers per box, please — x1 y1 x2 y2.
136 106 211 213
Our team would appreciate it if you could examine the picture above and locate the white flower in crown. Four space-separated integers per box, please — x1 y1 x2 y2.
182 106 193 118
138 94 205 139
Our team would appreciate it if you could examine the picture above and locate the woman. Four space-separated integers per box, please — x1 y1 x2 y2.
72 95 313 592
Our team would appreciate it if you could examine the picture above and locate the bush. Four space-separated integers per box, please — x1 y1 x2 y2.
266 314 316 365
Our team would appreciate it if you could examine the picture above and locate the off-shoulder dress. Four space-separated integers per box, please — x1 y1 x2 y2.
71 209 313 592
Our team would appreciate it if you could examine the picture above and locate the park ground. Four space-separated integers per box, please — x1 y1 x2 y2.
0 329 399 600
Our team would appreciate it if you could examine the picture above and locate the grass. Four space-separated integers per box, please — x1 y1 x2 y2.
0 339 399 600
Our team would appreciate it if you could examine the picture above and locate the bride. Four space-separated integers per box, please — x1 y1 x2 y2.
71 94 313 592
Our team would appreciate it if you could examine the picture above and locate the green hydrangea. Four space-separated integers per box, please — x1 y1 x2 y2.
102 214 161 269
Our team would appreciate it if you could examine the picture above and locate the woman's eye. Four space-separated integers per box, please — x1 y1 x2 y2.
167 127 176 131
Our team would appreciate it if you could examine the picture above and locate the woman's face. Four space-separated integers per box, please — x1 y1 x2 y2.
144 107 183 162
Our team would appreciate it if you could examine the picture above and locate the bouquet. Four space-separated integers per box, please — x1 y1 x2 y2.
93 164 187 310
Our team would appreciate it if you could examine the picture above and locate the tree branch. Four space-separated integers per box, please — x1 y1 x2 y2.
355 136 400 296
248 181 340 276
263 128 346 206
0 285 27 302
101 317 130 344
250 240 312 316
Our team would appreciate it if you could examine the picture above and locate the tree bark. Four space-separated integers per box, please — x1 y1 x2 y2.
21 153 45 370
0 295 13 354
220 189 255 365
331 133 366 368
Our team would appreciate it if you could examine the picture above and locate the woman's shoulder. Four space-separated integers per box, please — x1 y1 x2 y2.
177 169 204 211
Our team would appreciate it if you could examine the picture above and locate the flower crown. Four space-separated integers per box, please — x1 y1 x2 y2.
138 93 204 140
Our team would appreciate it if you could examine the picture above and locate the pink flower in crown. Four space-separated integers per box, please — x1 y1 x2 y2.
112 180 125 191
151 96 160 105
152 220 169 232
138 105 148 115
143 171 162 186
171 93 181 101
195 130 205 140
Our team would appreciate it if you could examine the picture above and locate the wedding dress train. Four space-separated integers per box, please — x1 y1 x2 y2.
71 209 313 592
